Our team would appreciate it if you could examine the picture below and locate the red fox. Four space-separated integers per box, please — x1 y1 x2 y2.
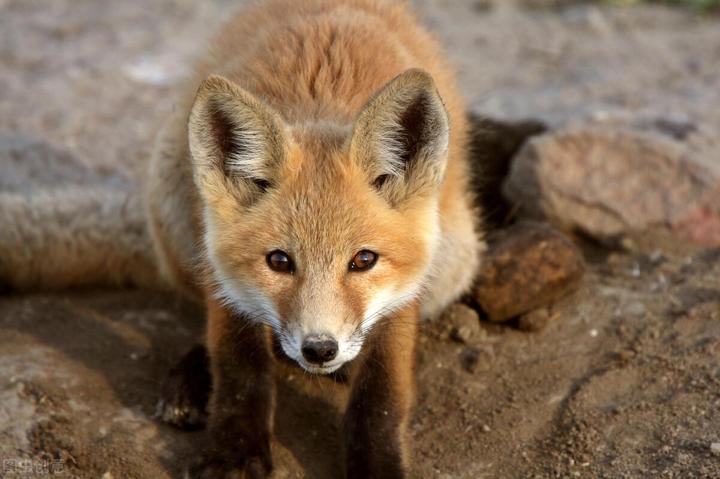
145 1 484 476
3 0 486 477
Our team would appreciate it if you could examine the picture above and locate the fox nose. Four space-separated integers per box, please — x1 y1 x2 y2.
301 335 338 364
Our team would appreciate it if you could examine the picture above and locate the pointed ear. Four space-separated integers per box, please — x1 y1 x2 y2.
349 69 450 205
188 75 288 204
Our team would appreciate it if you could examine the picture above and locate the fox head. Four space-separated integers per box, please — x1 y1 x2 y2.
188 69 450 374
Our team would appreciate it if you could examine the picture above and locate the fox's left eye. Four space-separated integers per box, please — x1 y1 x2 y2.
267 250 295 273
349 250 378 272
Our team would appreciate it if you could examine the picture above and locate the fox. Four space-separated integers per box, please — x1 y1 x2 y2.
2 0 490 477
145 0 485 476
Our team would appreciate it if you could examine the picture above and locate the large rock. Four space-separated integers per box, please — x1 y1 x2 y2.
503 128 720 246
473 222 584 322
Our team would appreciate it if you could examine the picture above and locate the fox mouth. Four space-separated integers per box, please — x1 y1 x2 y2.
296 360 345 375
274 330 362 376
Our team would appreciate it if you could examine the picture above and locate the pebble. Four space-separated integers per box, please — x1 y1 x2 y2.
441 303 481 343
518 307 551 332
711 442 720 457
617 349 636 361
459 347 480 373
625 301 646 317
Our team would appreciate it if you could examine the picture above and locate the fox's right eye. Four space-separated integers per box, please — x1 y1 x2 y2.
266 250 294 273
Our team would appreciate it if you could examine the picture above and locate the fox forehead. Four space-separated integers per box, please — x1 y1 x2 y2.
211 126 431 261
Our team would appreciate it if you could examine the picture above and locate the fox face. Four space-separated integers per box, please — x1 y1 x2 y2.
188 70 450 374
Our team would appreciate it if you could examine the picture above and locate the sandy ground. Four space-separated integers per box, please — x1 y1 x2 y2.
1 0 720 477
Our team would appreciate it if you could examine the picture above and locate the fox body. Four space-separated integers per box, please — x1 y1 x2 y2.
144 0 484 476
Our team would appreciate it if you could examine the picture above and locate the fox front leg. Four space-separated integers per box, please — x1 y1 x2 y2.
343 304 419 479
187 298 275 479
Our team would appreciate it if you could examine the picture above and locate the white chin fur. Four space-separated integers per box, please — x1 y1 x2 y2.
296 361 345 375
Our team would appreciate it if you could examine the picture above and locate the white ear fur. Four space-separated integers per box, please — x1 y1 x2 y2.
187 75 287 200
349 69 450 204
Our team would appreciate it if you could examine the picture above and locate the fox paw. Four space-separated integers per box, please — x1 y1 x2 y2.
186 451 271 479
156 344 211 430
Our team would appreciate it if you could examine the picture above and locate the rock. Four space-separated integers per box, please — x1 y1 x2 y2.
617 349 636 362
474 222 584 322
518 307 551 332
672 197 720 248
503 128 720 246
711 442 720 457
459 347 480 373
624 301 646 317
442 303 481 344
458 346 493 374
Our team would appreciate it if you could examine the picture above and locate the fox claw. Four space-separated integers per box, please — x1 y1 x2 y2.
186 452 271 479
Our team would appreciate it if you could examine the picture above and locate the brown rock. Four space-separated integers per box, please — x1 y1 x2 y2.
441 303 481 344
517 307 551 332
458 346 493 373
473 222 584 322
503 128 720 246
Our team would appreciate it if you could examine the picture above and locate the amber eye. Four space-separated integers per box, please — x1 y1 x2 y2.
266 250 294 273
349 250 378 272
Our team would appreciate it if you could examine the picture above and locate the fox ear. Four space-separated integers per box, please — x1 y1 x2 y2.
188 75 287 203
349 69 450 205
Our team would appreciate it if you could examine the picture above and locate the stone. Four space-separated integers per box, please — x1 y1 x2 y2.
503 127 720 246
518 307 551 332
459 347 480 373
672 196 720 248
624 301 647 317
458 347 493 374
710 442 720 457
473 222 584 322
441 303 481 344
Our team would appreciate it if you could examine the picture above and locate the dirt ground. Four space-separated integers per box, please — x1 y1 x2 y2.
1 0 719 477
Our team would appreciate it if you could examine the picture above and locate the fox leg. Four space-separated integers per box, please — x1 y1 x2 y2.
188 297 275 479
157 343 211 429
343 304 419 479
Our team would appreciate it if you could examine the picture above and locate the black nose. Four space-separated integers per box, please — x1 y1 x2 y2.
301 335 338 364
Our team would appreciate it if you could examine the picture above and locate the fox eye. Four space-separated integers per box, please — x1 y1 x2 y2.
349 250 378 272
266 250 294 273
